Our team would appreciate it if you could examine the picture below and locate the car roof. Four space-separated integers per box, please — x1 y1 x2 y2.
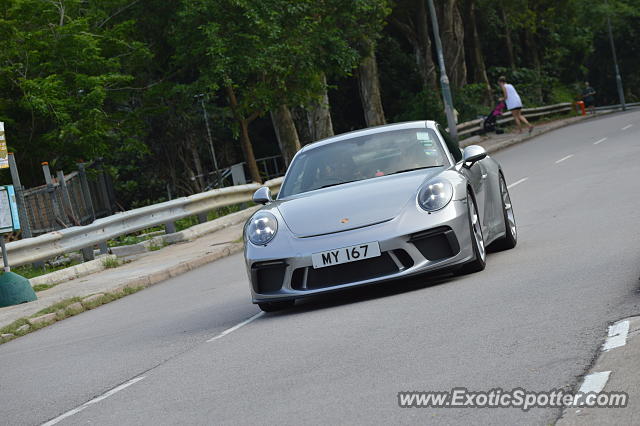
298 120 439 154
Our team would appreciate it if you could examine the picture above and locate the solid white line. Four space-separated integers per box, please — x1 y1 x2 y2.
622 124 633 130
41 376 146 426
507 177 528 189
593 137 607 145
578 371 611 394
207 312 264 342
555 154 574 164
603 320 630 351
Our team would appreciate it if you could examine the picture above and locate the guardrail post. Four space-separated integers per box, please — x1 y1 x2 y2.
197 213 208 224
98 241 109 255
77 162 96 222
164 221 176 234
81 247 95 262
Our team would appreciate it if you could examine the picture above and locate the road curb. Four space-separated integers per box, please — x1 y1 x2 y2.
29 255 117 288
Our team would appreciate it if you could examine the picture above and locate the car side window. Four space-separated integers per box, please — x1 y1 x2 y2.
437 124 462 162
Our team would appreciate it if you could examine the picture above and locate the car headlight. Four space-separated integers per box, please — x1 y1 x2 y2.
247 212 278 245
418 179 453 212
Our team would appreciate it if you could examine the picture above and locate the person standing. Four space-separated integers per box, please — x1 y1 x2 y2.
581 81 597 115
498 76 533 134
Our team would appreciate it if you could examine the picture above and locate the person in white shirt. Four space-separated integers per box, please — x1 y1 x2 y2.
498 76 533 134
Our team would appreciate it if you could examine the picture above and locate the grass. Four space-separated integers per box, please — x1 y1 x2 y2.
12 260 81 280
102 257 120 268
0 286 144 344
32 283 56 292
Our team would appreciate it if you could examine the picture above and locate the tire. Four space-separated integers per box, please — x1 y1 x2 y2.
489 173 517 251
459 191 487 274
257 300 295 312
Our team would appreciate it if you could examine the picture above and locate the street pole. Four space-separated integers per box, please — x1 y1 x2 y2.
195 94 224 189
605 0 626 111
426 0 458 142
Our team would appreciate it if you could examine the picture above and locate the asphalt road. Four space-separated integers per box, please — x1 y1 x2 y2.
1 111 640 425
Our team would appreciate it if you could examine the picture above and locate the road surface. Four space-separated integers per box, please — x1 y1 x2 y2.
1 111 639 425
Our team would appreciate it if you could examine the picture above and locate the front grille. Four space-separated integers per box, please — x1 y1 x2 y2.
291 252 399 290
251 260 287 294
409 226 460 261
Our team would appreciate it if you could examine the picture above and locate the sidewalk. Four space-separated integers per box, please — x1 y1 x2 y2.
0 111 604 336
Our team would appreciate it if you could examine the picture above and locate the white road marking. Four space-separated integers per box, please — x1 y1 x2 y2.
207 311 264 342
507 177 528 189
603 320 630 351
593 137 607 145
555 154 574 164
578 371 611 394
41 376 146 426
622 124 633 130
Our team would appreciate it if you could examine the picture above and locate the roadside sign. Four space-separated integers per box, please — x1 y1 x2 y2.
0 185 20 233
0 122 8 169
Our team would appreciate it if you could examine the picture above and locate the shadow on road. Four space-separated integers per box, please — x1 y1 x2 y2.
270 270 467 316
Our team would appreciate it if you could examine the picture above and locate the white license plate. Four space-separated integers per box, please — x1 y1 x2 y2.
311 242 381 269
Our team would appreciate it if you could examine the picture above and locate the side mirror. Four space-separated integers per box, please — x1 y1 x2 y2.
252 187 273 205
462 145 488 167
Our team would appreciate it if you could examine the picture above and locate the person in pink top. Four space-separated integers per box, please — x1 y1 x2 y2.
498 76 533 134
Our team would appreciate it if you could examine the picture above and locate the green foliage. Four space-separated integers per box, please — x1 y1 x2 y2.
0 0 639 209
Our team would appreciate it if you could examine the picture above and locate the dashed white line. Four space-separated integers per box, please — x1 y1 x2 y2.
507 177 528 189
603 320 629 351
41 376 146 426
207 311 264 342
578 371 611 394
555 154 574 164
622 124 633 130
594 137 607 145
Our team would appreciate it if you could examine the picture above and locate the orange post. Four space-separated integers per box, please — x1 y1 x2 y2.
576 101 586 116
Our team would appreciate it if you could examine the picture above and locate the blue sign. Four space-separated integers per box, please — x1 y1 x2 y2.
0 185 20 233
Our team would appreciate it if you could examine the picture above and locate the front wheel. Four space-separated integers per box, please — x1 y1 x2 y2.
258 300 295 312
489 174 517 251
459 192 486 274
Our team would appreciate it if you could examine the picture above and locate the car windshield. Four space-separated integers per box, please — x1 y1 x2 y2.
278 128 448 198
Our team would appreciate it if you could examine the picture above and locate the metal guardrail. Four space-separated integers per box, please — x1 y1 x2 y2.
3 177 284 268
456 102 573 138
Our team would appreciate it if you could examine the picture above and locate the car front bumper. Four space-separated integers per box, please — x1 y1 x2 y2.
244 199 475 303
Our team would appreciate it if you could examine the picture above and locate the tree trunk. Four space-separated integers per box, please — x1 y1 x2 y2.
270 104 301 166
292 73 335 145
357 38 386 127
307 73 334 141
465 0 492 102
436 0 467 90
525 28 543 103
391 0 438 93
238 119 261 183
190 140 205 192
501 7 516 70
226 85 262 184
416 0 438 92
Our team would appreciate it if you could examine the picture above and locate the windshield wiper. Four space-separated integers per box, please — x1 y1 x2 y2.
390 166 440 175
320 179 360 189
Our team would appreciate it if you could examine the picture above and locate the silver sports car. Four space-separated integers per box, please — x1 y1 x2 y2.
244 121 517 311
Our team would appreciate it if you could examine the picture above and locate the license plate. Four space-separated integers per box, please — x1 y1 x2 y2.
311 242 381 269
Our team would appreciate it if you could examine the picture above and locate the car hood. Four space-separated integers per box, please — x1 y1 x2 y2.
276 168 442 237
